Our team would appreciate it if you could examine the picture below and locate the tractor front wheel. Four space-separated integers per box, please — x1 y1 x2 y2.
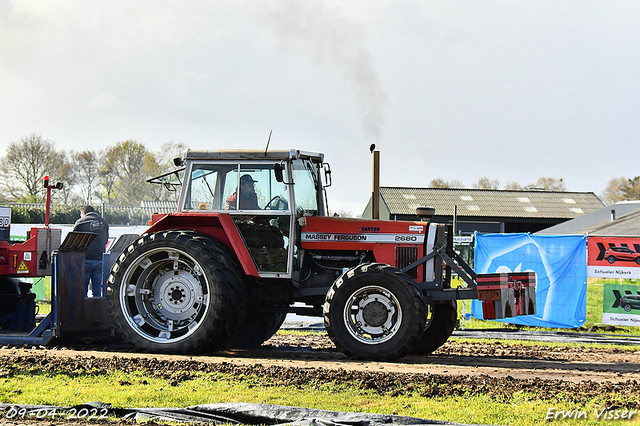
224 310 287 349
412 301 457 354
106 231 247 354
323 263 426 361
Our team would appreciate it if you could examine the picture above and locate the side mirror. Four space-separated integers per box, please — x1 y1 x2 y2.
274 163 284 183
322 163 332 188
173 157 184 167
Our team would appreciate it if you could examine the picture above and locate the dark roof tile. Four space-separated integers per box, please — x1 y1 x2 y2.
380 187 604 218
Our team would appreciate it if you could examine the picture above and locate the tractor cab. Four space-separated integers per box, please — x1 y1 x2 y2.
173 149 330 277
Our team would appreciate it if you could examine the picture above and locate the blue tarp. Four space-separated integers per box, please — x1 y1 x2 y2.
471 233 587 328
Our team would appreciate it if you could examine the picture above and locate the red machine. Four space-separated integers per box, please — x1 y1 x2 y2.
0 176 112 346
0 178 62 332
105 149 537 361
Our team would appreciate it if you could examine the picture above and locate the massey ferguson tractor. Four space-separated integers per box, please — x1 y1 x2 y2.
106 149 536 361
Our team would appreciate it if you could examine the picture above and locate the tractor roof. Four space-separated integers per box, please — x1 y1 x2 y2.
184 149 324 163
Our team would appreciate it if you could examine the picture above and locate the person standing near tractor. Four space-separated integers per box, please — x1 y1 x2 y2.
73 205 109 297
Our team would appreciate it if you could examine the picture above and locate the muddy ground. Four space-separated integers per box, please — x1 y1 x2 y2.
1 333 640 424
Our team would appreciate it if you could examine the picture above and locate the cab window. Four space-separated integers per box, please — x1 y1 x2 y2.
292 159 319 215
222 164 289 211
184 163 290 212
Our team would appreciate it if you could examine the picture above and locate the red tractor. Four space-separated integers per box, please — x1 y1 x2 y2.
107 149 535 361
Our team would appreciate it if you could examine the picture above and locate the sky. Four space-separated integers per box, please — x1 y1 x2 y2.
1 1 639 214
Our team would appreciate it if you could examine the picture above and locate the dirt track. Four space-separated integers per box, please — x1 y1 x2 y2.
262 333 640 383
3 332 640 384
1 332 640 422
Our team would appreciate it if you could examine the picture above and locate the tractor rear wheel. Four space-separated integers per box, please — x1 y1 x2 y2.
106 230 247 354
412 301 457 354
224 310 286 349
323 263 426 361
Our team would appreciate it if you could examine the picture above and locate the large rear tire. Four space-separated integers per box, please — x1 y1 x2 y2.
412 301 457 354
224 310 287 349
323 263 426 361
106 230 247 354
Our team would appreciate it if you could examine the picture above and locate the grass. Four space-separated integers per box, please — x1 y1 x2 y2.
0 361 638 426
447 335 640 351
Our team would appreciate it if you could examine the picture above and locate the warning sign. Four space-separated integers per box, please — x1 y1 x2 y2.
17 261 29 274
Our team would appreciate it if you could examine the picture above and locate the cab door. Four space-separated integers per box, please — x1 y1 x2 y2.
223 163 294 278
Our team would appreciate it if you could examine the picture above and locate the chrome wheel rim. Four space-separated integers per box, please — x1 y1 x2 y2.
343 285 402 345
119 247 210 344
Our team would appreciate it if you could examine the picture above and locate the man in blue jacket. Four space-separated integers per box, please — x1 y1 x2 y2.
73 205 109 297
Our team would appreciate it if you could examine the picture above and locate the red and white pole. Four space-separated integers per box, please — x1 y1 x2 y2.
44 175 52 226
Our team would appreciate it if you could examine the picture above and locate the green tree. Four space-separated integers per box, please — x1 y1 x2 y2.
529 177 566 191
621 176 640 201
429 178 463 188
504 181 524 190
74 150 100 205
0 133 65 202
97 149 118 204
53 151 76 205
157 141 188 170
152 141 189 202
98 140 167 205
600 177 627 205
473 177 500 189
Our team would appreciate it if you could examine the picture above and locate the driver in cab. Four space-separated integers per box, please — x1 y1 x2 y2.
226 174 260 210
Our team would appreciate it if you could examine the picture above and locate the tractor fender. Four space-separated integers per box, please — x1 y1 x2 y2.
144 212 259 277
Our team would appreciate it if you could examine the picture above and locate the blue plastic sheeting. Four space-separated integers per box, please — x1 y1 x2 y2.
471 233 587 328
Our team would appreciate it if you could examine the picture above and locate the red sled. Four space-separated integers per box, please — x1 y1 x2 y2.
476 272 537 320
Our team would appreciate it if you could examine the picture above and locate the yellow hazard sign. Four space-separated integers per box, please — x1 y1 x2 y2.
17 260 29 274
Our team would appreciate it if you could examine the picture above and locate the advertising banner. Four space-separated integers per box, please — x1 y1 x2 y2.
602 284 640 327
587 236 640 279
471 233 587 328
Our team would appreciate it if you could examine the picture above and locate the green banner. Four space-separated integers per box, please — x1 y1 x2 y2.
602 284 640 327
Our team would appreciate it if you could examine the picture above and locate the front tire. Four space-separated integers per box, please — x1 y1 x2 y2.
106 230 247 354
624 304 632 312
607 256 616 264
412 301 457 354
323 263 426 361
224 310 286 349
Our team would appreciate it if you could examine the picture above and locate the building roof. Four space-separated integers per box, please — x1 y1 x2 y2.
537 201 640 236
376 187 605 219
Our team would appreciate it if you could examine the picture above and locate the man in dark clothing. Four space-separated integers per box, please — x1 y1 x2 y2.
225 174 260 210
73 205 109 297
